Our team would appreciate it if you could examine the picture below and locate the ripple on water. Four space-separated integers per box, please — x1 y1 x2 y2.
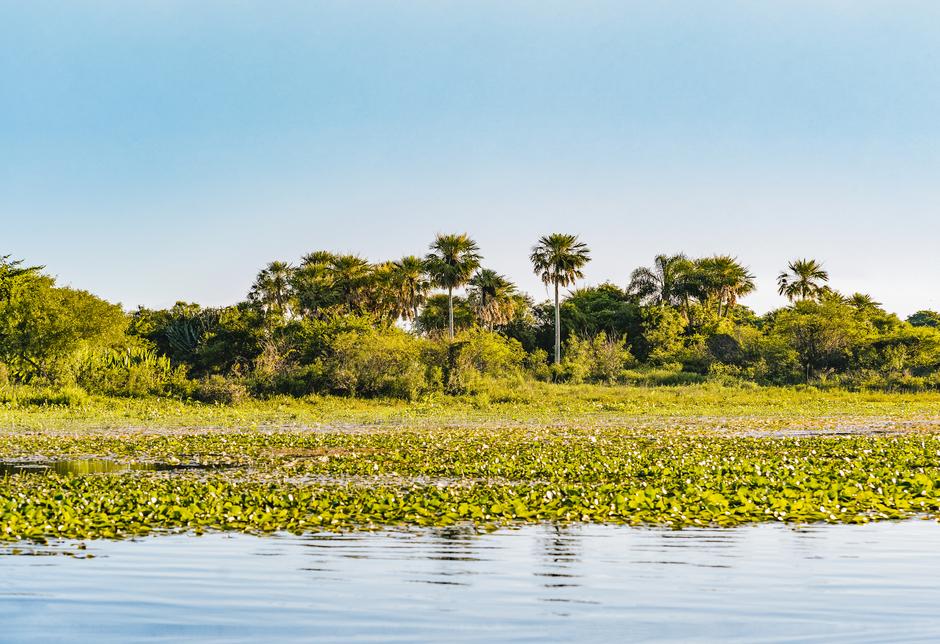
1 521 940 642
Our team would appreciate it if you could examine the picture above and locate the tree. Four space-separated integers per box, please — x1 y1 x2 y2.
424 234 481 339
414 294 474 335
288 252 373 318
0 256 43 302
770 299 864 382
291 252 339 318
691 255 756 318
908 310 940 329
530 233 591 364
467 269 517 330
777 259 829 302
0 273 127 380
627 254 693 307
327 255 373 313
561 283 637 341
390 256 430 323
248 261 294 317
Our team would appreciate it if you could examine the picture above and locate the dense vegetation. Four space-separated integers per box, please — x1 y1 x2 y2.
2 236 940 407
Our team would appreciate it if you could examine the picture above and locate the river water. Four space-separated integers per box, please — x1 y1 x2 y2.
2 520 939 642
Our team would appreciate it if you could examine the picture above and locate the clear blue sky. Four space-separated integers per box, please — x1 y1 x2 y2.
3 1 939 316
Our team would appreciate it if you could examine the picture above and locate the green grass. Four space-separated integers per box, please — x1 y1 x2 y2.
2 382 940 432
1 383 939 543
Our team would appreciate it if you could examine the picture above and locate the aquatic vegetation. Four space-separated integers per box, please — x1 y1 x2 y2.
2 417 940 542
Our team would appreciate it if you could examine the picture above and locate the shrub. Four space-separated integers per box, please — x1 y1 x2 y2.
74 346 191 397
194 375 249 404
561 333 633 384
321 327 427 400
428 328 526 393
524 348 552 381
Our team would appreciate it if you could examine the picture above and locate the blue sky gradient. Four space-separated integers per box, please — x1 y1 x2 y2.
3 1 939 314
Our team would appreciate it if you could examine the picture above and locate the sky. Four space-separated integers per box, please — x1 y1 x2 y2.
3 1 939 316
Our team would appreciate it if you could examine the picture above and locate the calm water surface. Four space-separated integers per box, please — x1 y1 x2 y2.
2 521 939 643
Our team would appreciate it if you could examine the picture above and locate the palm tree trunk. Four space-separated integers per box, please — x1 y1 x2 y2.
448 286 454 340
554 281 561 365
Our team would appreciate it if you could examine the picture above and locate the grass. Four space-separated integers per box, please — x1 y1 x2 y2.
1 383 939 542
2 382 940 432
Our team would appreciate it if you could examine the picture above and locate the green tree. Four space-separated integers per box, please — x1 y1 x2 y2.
908 310 940 329
328 255 373 313
390 255 430 322
0 255 43 302
627 254 693 307
0 273 127 380
688 256 755 317
424 234 481 339
530 233 591 364
770 299 865 382
414 294 475 335
290 252 339 318
846 293 883 313
467 269 517 330
248 261 294 317
777 259 829 302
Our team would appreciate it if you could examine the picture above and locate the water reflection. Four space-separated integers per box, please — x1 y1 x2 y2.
0 459 224 476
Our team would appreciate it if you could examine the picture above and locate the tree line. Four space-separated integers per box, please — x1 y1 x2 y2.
1 235 939 402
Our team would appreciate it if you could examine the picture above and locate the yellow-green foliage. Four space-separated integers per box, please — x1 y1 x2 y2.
562 333 633 384
323 327 428 400
74 345 189 397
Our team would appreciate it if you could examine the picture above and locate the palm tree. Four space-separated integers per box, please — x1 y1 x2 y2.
777 259 829 302
693 255 756 317
327 254 373 313
424 234 482 339
248 261 294 317
467 269 518 329
847 292 882 313
627 254 693 307
530 233 591 364
390 255 430 323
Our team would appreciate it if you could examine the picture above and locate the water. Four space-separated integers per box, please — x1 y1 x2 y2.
2 521 939 643
0 459 225 476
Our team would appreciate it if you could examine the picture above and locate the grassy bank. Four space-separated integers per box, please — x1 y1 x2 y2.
2 382 940 432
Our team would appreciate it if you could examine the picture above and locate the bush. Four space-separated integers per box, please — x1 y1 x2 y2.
194 375 249 404
561 333 633 384
428 328 526 393
524 348 552 381
0 384 89 407
321 327 427 400
74 346 191 397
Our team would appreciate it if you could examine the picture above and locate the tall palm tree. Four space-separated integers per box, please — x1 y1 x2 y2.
530 233 591 364
249 261 294 317
424 234 482 339
627 254 693 307
467 268 517 330
390 255 430 322
777 259 829 302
